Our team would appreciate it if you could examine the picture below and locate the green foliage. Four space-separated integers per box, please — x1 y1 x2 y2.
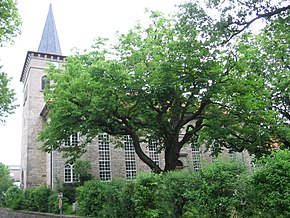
77 179 135 218
183 159 248 217
134 173 161 218
5 186 23 210
74 160 93 185
4 186 72 214
252 149 290 217
22 186 52 212
0 163 13 206
156 170 196 218
60 184 77 204
39 0 290 172
48 191 70 214
2 155 283 217
0 0 21 46
0 0 21 122
76 161 252 218
180 0 289 44
0 68 17 123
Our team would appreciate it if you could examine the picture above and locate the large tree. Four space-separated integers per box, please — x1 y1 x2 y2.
0 0 21 123
39 1 289 171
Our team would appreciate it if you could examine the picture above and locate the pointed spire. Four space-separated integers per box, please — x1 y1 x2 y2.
38 4 62 55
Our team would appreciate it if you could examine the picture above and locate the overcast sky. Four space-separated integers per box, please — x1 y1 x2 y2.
0 0 186 165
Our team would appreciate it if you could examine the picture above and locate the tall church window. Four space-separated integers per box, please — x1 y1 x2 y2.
41 75 50 90
124 135 136 179
64 164 78 183
192 146 201 172
148 139 160 166
98 133 111 181
64 133 79 147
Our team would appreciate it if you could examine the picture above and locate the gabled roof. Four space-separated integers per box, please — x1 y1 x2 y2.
38 3 62 55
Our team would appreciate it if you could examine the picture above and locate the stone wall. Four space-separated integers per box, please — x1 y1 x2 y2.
0 208 85 218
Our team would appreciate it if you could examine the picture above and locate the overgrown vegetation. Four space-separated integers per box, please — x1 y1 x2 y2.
75 150 290 217
2 149 289 217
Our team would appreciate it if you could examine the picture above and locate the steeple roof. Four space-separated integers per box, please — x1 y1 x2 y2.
38 4 62 55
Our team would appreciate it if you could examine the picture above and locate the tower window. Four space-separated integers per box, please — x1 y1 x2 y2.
41 75 50 90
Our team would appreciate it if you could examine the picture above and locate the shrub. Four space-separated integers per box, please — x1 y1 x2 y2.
134 173 161 218
183 158 248 218
22 186 52 212
77 179 135 218
156 170 196 218
252 149 290 217
5 186 24 210
61 184 78 204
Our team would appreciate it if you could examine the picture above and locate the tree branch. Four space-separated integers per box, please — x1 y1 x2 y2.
222 4 290 44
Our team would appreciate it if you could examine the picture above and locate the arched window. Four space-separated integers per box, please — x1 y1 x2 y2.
41 75 50 90
175 160 184 170
64 164 78 183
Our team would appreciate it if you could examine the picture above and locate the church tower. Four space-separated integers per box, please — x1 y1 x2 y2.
20 4 66 188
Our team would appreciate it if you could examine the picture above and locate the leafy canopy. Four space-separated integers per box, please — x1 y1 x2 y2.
39 1 290 171
0 0 21 123
0 0 21 46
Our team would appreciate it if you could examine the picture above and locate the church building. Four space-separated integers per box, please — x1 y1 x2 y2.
20 4 251 189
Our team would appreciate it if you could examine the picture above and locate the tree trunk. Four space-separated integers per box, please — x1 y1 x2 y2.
130 130 162 173
164 140 181 171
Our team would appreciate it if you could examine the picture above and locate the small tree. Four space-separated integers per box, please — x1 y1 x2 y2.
0 162 14 206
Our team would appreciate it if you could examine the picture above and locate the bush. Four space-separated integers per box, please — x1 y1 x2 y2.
5 186 24 210
77 179 135 218
156 170 196 218
252 149 290 217
134 173 161 218
22 186 52 212
183 159 248 218
61 184 78 204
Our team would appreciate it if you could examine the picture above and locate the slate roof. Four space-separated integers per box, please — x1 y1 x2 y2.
38 4 62 55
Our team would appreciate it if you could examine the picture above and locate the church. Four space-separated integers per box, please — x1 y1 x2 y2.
20 4 251 189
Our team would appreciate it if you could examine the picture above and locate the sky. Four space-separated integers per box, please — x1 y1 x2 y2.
0 0 186 166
